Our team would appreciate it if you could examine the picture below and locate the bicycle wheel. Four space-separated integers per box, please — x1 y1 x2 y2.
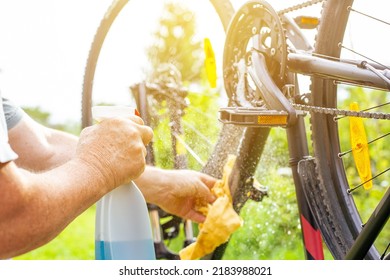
82 0 268 259
310 0 389 259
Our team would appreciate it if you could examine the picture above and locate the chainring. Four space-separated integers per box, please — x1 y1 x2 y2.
223 0 287 106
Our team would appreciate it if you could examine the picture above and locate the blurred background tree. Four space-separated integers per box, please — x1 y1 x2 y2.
145 2 203 83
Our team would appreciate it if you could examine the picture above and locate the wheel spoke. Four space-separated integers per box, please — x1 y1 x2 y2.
348 167 390 193
339 44 388 69
348 7 390 26
338 131 390 157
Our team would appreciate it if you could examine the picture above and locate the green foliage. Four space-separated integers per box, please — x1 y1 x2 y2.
224 177 304 259
224 129 306 260
182 90 221 170
22 106 81 135
150 87 221 171
22 106 51 124
145 1 203 83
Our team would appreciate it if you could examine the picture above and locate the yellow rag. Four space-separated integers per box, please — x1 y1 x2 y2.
179 155 243 260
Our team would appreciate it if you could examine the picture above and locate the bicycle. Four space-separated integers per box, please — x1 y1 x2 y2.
82 0 389 260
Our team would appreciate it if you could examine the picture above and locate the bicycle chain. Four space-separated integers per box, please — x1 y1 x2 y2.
293 103 390 120
278 0 325 15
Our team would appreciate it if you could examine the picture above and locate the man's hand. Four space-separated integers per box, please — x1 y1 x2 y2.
76 116 154 191
137 168 217 223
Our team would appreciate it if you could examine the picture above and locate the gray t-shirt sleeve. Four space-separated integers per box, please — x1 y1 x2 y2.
2 97 24 129
0 96 19 163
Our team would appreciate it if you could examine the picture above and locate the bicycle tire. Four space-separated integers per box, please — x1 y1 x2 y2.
82 0 129 129
310 0 382 259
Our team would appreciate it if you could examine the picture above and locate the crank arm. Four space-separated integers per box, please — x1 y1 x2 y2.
248 51 298 126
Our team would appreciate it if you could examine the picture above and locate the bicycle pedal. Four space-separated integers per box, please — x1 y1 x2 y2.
219 107 289 127
294 16 320 29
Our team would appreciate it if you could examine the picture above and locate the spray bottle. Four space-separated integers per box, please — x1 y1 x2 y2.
92 105 156 260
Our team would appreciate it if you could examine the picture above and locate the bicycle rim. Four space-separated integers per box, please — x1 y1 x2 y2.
311 0 388 259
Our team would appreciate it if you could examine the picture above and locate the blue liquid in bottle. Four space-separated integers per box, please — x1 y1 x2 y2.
95 182 156 260
95 239 155 260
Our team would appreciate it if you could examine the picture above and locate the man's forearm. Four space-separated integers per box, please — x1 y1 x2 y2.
134 165 172 205
8 115 78 171
0 159 109 259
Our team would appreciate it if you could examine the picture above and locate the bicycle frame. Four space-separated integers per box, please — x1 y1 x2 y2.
288 53 390 91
